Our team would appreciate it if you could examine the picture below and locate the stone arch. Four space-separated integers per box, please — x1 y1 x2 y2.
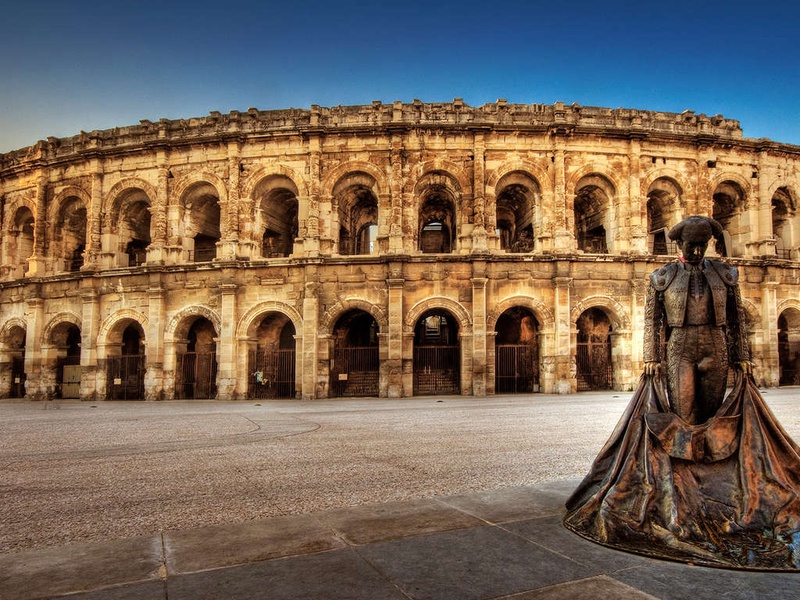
3 193 36 234
49 186 91 224
105 178 157 231
571 296 631 332
97 309 149 348
42 312 82 345
173 174 225 261
707 171 752 209
330 170 382 256
566 165 622 198
0 317 28 341
319 298 389 336
492 170 543 253
248 172 300 258
777 298 800 318
571 172 618 254
322 161 387 198
404 297 472 335
171 171 228 206
165 305 221 342
407 159 470 196
241 164 307 200
710 175 750 258
414 170 463 253
237 301 303 340
50 187 90 271
487 160 551 195
487 295 555 330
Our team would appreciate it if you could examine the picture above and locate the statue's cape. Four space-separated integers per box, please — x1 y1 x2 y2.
563 374 800 570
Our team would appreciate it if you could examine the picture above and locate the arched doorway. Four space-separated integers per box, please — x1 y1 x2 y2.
330 310 379 397
495 307 540 393
248 313 296 399
778 310 800 386
176 317 217 399
576 308 613 391
107 322 145 400
413 309 460 395
53 324 82 398
1 325 26 398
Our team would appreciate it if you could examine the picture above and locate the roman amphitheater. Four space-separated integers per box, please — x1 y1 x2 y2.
1 99 799 401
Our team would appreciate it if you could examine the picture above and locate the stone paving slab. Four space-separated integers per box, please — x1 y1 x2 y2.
3 481 800 599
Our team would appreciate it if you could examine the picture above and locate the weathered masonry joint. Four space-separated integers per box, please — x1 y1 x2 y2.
1 100 799 400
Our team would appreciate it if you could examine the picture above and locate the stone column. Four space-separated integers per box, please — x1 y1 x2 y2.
628 138 647 254
760 279 780 386
145 277 166 400
471 261 488 395
83 168 103 269
217 282 238 399
388 133 405 254
386 262 405 397
24 297 45 399
80 286 100 400
552 143 572 252
219 144 241 260
28 175 48 276
755 151 776 257
302 275 319 399
552 264 574 393
147 156 169 264
302 136 322 257
471 133 488 252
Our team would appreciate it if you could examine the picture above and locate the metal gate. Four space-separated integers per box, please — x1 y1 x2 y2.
331 346 379 397
576 340 612 391
413 346 460 395
107 355 145 400
176 352 217 399
10 353 25 398
248 348 296 399
495 344 539 394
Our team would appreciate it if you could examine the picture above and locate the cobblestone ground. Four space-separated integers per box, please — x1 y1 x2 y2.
2 388 799 555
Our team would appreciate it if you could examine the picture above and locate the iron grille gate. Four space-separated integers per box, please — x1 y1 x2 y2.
331 346 379 397
576 340 612 391
413 345 460 395
107 354 145 400
495 344 539 394
248 348 296 399
176 352 217 399
10 352 25 398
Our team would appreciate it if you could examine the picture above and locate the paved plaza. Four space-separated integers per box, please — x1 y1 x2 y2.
2 387 800 598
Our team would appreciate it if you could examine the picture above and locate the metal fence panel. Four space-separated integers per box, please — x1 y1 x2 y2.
248 348 296 399
495 344 539 394
413 345 460 395
331 346 379 397
107 354 145 400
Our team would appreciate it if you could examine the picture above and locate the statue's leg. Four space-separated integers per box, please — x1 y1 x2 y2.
695 326 729 423
667 327 700 424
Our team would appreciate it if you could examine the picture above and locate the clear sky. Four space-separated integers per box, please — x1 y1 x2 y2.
1 0 798 153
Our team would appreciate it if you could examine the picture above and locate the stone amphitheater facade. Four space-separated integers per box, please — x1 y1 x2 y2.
1 99 799 401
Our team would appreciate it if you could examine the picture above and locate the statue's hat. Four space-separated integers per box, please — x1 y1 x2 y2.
668 216 723 243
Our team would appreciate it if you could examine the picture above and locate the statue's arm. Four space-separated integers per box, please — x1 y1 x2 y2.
643 282 663 373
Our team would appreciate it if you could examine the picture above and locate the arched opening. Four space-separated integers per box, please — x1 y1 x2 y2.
6 207 35 279
576 308 613 391
712 181 746 257
647 178 681 256
117 190 152 267
248 312 296 399
54 197 87 272
335 174 379 256
778 309 800 386
330 310 379 397
495 307 540 393
175 317 217 399
183 183 221 262
772 187 796 260
574 175 614 254
496 172 538 253
254 176 298 258
51 323 81 398
1 325 26 398
413 309 460 395
106 322 145 400
419 194 456 254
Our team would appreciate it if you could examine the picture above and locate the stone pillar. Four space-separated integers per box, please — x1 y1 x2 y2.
147 156 169 264
302 136 321 257
628 139 647 254
83 169 103 269
552 265 574 393
218 145 241 260
471 133 488 252
755 151 776 257
28 175 48 276
80 286 100 400
386 263 405 397
24 297 45 399
471 263 488 395
760 279 780 386
552 143 572 252
388 134 405 254
302 276 319 399
216 282 238 399
145 278 166 400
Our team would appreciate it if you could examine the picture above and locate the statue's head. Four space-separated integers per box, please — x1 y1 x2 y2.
668 216 723 265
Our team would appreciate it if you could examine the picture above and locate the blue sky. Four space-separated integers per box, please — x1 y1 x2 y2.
1 0 797 153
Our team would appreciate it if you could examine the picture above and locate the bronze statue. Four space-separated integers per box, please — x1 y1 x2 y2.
564 215 800 570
